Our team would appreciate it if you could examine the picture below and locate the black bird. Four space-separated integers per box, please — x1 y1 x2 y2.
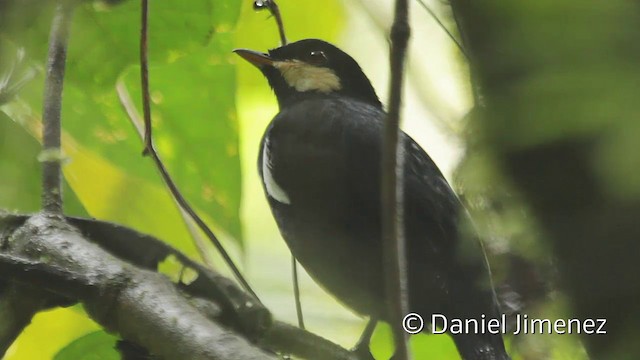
235 39 510 360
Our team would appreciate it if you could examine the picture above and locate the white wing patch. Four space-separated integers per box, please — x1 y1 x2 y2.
274 60 342 94
262 139 291 205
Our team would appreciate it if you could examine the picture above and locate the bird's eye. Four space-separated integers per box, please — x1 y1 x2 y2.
307 51 328 65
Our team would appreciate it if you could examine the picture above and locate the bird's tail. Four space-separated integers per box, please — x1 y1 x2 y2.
451 333 511 360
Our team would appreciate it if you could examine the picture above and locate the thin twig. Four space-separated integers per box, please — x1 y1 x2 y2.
447 0 482 105
254 0 287 45
292 255 305 329
116 80 217 269
349 0 464 137
382 0 412 358
41 2 74 214
138 0 260 301
253 1 306 330
140 0 153 154
415 0 467 58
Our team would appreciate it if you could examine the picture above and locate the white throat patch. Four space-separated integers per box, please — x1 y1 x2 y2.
262 139 291 205
273 60 342 93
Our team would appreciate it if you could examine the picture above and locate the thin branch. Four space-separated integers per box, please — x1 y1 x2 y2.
349 0 464 137
41 2 74 214
140 0 153 154
382 0 412 358
292 256 305 329
254 0 288 45
137 0 260 301
414 0 467 59
445 0 482 105
353 319 377 360
253 1 307 331
116 80 217 269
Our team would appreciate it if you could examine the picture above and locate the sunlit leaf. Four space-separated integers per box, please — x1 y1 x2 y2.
2 100 201 257
119 47 242 244
6 307 101 360
54 331 119 360
0 112 87 216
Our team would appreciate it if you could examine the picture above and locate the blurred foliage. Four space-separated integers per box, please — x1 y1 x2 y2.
451 0 640 359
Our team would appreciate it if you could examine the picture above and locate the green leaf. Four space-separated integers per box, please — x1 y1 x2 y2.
0 111 45 213
54 331 119 360
368 322 459 359
67 0 237 90
0 111 87 216
7 307 103 360
2 99 202 258
3 0 244 244
118 48 242 243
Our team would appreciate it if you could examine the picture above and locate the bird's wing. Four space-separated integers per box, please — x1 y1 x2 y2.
332 98 464 261
335 97 500 317
264 96 482 261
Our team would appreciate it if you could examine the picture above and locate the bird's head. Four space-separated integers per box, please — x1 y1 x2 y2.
234 39 381 108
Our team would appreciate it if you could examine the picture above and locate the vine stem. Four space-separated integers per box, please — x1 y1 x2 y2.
414 0 467 58
292 256 305 329
254 0 287 45
253 1 304 328
382 0 412 358
138 0 260 301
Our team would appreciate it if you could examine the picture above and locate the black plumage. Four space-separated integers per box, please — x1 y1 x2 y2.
235 39 509 360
